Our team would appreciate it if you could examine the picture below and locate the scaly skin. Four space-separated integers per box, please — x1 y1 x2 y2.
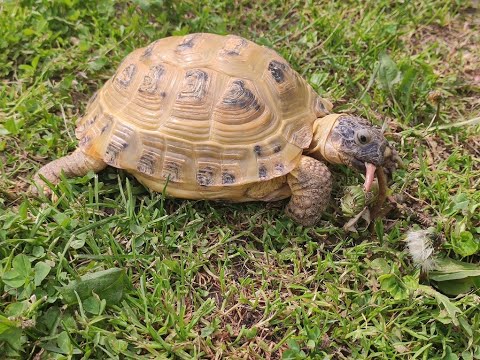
285 156 332 226
31 149 106 195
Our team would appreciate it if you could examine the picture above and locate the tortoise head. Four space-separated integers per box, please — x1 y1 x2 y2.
307 114 400 191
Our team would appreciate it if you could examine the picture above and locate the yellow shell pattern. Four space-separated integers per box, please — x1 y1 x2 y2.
75 33 331 198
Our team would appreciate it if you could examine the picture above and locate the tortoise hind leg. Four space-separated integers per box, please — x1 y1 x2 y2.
31 149 106 195
285 156 332 226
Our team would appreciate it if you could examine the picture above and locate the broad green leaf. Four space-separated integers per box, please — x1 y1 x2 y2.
53 213 71 228
0 328 23 351
451 231 478 257
34 261 51 286
12 254 32 278
418 285 460 326
306 325 321 342
286 339 301 352
310 72 328 87
430 258 480 281
397 66 417 99
2 270 26 288
201 325 216 337
163 259 181 274
57 331 73 355
71 233 87 250
83 296 106 315
282 340 307 360
4 118 18 135
107 334 128 354
30 55 40 71
58 268 127 305
0 315 23 350
70 238 86 250
379 273 408 300
18 201 28 219
0 315 18 335
370 258 390 274
442 345 459 360
88 57 107 71
282 350 303 360
5 302 28 317
130 223 145 235
434 278 475 296
377 53 401 90
458 316 473 338
451 193 470 213
37 306 61 333
403 275 419 291
32 246 45 258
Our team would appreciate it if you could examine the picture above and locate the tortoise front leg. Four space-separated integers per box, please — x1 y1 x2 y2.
285 156 332 226
31 149 106 195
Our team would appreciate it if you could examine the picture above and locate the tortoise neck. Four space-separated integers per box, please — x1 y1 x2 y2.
306 114 343 164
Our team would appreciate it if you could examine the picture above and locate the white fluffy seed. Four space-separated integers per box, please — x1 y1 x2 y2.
404 228 436 272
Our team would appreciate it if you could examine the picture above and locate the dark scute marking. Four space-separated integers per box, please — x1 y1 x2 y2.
100 115 113 134
141 40 158 59
79 136 91 147
115 64 137 88
275 163 285 173
86 115 97 126
223 38 248 56
105 141 127 165
142 45 153 58
139 65 165 95
178 69 209 100
196 167 214 186
176 35 198 52
268 60 287 83
87 92 98 107
258 165 267 179
253 145 262 156
273 144 282 153
137 153 156 175
223 80 261 111
222 172 236 184
163 161 180 182
76 124 85 133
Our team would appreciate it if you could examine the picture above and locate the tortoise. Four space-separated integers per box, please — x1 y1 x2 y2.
32 33 399 226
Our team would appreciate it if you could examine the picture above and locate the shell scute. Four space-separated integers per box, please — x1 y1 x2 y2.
76 33 326 192
138 65 165 95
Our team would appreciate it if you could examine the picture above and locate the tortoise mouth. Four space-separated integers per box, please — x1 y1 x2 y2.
351 146 398 191
351 158 366 172
350 158 377 192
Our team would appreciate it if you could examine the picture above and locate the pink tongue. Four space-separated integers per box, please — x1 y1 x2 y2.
364 163 377 192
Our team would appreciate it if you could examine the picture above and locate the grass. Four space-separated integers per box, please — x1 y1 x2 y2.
1 0 479 358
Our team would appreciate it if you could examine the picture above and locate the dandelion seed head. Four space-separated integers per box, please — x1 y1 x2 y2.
404 228 436 272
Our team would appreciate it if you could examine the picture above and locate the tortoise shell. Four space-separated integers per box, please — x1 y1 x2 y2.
75 33 332 192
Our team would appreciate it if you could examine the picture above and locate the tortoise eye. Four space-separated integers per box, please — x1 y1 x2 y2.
355 130 371 145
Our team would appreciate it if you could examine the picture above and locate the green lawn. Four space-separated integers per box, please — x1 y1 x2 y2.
1 0 479 359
